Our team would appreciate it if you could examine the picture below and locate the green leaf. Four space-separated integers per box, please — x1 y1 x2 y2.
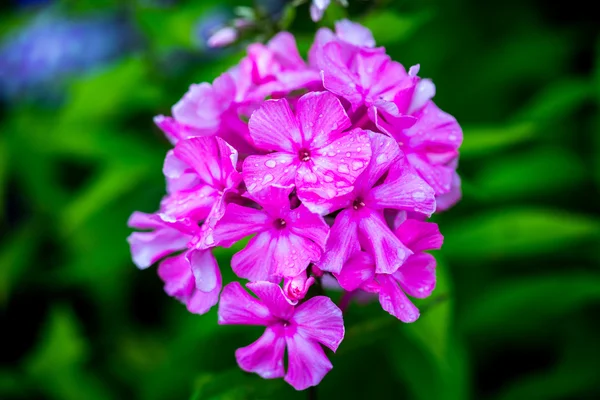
60 162 151 235
443 208 600 262
0 136 7 222
472 147 586 201
460 122 536 159
461 274 600 338
513 79 592 122
361 10 433 46
0 221 39 307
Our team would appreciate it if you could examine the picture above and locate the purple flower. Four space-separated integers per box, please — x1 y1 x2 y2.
211 184 329 281
243 91 372 209
218 281 344 390
315 132 436 275
336 216 443 322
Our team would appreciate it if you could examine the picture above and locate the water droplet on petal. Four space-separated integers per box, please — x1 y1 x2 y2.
265 160 277 168
262 174 274 184
338 164 350 174
352 161 364 171
376 154 387 164
346 152 351 157
412 191 426 201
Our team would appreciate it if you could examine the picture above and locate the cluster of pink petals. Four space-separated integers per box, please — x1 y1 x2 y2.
128 20 462 391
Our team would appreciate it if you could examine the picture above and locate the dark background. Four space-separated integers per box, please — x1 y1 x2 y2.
1 0 599 399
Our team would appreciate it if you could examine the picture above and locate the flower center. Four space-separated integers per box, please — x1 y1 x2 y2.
298 148 311 162
352 198 366 210
274 218 287 229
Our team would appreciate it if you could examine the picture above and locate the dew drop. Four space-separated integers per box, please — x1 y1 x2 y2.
262 174 274 184
338 164 350 174
376 154 387 164
412 191 426 201
265 160 277 168
324 174 334 182
346 152 351 157
352 161 364 170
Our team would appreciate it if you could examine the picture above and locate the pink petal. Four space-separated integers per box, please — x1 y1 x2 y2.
378 274 420 323
296 91 351 148
287 205 330 251
248 183 295 212
173 136 239 187
248 98 301 152
163 150 200 194
284 333 333 390
358 131 402 190
242 153 297 195
406 152 454 195
159 185 218 221
128 211 165 230
186 274 221 315
395 219 443 253
157 253 194 299
247 281 295 321
153 115 198 144
366 157 436 216
403 101 463 152
272 232 323 278
293 296 345 352
407 78 436 114
188 249 219 292
172 83 221 132
267 32 305 69
308 27 336 68
298 128 371 204
231 231 280 281
394 253 436 299
218 282 274 325
127 228 190 269
335 19 375 47
236 326 286 379
211 204 270 247
316 209 359 274
435 171 462 212
207 27 238 48
357 210 412 274
336 251 375 291
321 42 363 109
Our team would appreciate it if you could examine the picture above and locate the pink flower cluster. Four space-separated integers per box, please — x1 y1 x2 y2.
128 20 462 390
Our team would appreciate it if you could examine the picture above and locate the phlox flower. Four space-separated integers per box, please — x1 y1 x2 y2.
243 91 372 209
211 184 329 281
315 132 436 275
218 281 344 390
336 216 443 322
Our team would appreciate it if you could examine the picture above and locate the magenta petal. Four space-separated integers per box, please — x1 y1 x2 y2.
395 219 443 253
404 101 463 152
157 253 194 299
358 210 412 274
163 150 199 194
154 115 197 144
298 128 371 203
378 274 420 323
218 282 274 325
317 209 359 274
236 326 286 379
336 251 375 291
186 275 221 314
188 249 219 292
127 228 189 269
435 171 462 212
249 183 295 212
159 185 218 221
248 98 301 152
212 204 270 248
272 232 322 278
287 205 330 251
407 79 436 114
296 91 351 148
231 231 280 281
173 136 238 187
267 32 306 69
359 131 402 190
321 42 363 108
293 296 345 352
394 253 436 299
284 333 333 390
172 83 221 132
406 152 454 195
243 153 297 195
366 158 436 216
247 281 295 321
128 211 165 230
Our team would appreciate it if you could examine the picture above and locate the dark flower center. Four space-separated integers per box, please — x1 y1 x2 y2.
298 148 311 162
274 218 287 229
352 198 366 210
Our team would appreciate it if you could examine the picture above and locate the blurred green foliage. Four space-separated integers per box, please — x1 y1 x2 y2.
1 0 599 399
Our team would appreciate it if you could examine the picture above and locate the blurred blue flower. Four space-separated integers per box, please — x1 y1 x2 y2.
0 9 140 103
193 8 234 52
